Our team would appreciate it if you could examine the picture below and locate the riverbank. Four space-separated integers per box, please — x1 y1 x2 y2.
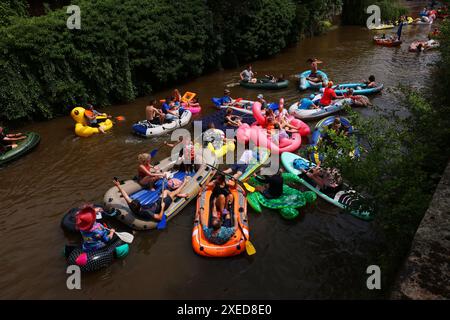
391 162 450 299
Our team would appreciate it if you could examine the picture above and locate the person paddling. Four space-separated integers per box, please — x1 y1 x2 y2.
76 205 115 252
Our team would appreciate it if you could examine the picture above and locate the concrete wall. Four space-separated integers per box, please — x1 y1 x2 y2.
391 162 450 299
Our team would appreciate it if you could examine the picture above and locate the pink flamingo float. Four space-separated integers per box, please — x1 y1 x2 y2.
236 99 310 154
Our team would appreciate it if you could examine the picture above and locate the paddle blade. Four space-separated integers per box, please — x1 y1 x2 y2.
150 149 158 158
157 214 167 230
115 116 126 121
115 231 134 244
245 240 256 255
243 182 255 193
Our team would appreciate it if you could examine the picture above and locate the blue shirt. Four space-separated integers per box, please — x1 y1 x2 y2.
80 222 111 252
162 103 171 114
299 98 314 110
203 226 235 245
221 96 232 105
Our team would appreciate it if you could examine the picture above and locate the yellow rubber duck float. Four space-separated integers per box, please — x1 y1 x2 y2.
70 107 113 138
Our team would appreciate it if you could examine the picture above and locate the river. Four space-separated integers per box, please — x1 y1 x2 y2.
0 2 440 299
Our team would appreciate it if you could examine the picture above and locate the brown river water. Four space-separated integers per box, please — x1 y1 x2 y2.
0 2 440 299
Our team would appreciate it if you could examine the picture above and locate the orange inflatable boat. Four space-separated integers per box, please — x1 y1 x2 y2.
192 185 249 258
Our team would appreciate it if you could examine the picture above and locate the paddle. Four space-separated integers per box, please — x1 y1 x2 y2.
114 116 126 122
156 178 168 230
205 163 256 193
106 228 134 244
237 220 256 256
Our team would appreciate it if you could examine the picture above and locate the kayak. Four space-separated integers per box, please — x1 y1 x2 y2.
239 79 289 90
0 132 40 166
289 98 353 121
368 23 394 30
309 116 360 165
299 70 329 91
192 185 249 258
132 110 192 137
103 148 217 230
238 147 270 181
64 237 129 272
71 107 114 137
246 172 317 220
320 83 384 96
373 36 402 47
281 152 372 221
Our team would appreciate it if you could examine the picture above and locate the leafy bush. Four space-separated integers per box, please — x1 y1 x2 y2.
341 0 408 25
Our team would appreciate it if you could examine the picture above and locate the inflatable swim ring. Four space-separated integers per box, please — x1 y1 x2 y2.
320 83 384 96
71 107 113 138
299 70 329 91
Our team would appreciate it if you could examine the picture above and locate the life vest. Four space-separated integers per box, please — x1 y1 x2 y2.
84 110 94 118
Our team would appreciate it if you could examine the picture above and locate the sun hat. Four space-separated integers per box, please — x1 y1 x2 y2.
75 206 97 231
257 94 264 99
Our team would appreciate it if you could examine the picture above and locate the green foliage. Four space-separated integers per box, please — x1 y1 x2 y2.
341 0 408 25
294 0 342 36
0 0 28 26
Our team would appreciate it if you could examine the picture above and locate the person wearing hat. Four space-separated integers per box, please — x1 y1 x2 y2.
319 81 345 107
298 94 319 110
76 205 115 252
257 94 268 110
0 126 26 153
84 104 111 133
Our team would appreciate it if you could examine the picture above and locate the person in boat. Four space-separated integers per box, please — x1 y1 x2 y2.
221 89 234 106
84 104 111 133
203 123 231 150
303 166 343 191
253 168 284 199
208 174 235 218
187 96 200 109
270 122 291 144
0 126 26 153
298 94 320 110
264 108 276 131
363 75 378 88
274 103 299 132
137 153 167 191
344 89 372 107
146 100 165 124
113 177 190 221
257 94 268 110
321 118 350 148
224 108 243 127
240 65 257 83
165 136 196 174
161 97 179 121
306 58 323 85
172 89 182 104
201 200 237 245
319 81 345 107
76 205 115 252
223 141 254 179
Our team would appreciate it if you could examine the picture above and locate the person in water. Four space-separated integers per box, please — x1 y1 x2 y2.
223 141 254 180
0 126 26 153
364 75 378 88
76 205 115 252
240 65 257 83
344 89 372 107
113 177 190 221
137 153 166 190
84 104 111 133
146 100 165 124
207 174 234 219
299 94 320 110
224 108 243 127
253 168 284 199
320 81 345 107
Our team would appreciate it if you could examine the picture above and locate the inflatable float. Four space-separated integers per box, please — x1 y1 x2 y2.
368 23 395 30
60 205 111 233
289 97 353 121
281 152 372 221
236 100 310 155
192 184 249 258
320 83 384 96
71 107 113 138
409 40 440 52
394 17 414 25
246 172 317 219
103 148 217 230
212 98 279 115
180 91 201 114
309 116 360 165
373 36 402 47
239 79 289 90
0 132 40 166
64 237 129 272
132 110 192 137
299 70 329 90
239 147 270 181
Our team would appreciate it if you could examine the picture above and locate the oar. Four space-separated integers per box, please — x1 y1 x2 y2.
205 163 255 193
114 116 126 121
156 178 168 230
106 228 134 244
237 221 256 256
